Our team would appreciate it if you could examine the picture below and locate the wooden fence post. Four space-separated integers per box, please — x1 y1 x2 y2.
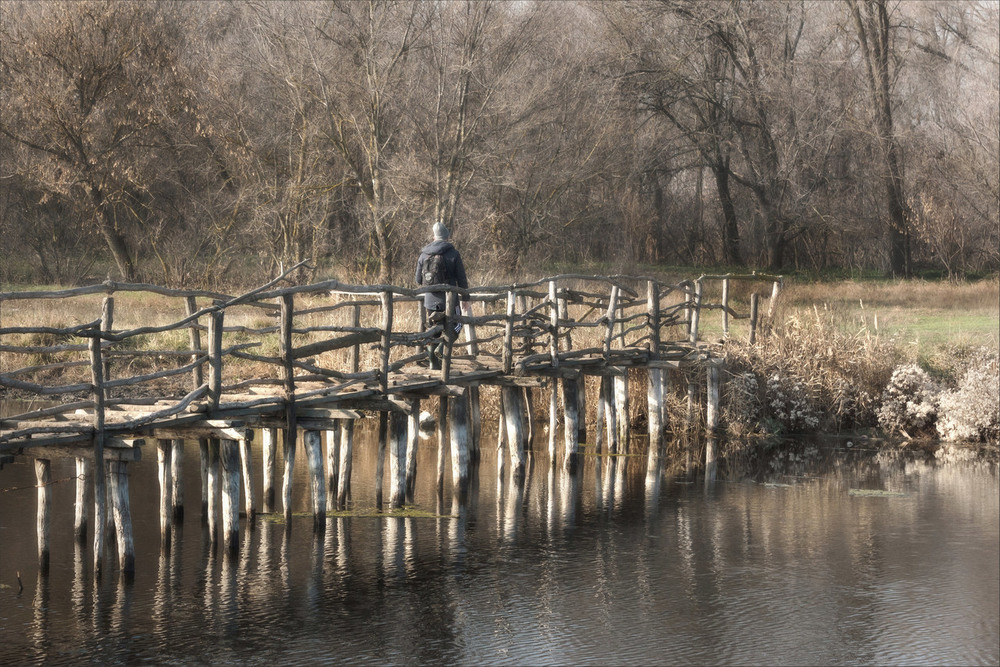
88 331 107 577
689 279 703 345
749 293 760 344
280 294 297 526
721 277 731 338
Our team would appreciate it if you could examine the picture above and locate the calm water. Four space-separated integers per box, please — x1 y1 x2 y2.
1 424 997 666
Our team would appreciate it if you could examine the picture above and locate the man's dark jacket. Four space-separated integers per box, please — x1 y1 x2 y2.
415 240 468 312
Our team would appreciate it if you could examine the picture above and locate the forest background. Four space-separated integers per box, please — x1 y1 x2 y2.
0 0 997 290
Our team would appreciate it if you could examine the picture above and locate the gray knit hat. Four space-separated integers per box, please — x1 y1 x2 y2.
432 221 450 240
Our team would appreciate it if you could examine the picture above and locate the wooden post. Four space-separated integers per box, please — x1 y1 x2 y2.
376 411 388 511
380 291 393 392
437 397 448 494
595 376 605 455
450 388 470 495
326 421 341 512
157 439 173 550
88 331 107 576
468 385 482 464
767 279 781 320
199 438 210 521
604 285 620 359
615 370 630 453
549 280 559 367
749 293 760 344
207 308 224 410
74 458 90 544
721 277 731 338
304 430 326 529
239 436 255 524
496 391 507 478
502 385 527 480
405 402 419 504
220 438 241 553
647 368 664 468
389 411 408 508
600 374 618 455
108 460 135 577
562 377 580 471
523 387 535 449
548 381 559 462
207 439 220 544
337 421 353 510
686 378 697 472
280 294 297 526
170 438 184 521
35 458 51 573
101 296 114 381
689 279 703 345
263 428 278 514
705 363 721 483
503 290 515 374
281 429 296 525
464 299 479 357
185 296 204 391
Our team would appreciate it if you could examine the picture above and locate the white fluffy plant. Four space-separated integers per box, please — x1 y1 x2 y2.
877 364 941 435
935 353 999 443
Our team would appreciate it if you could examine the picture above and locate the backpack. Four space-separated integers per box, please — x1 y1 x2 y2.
422 252 449 285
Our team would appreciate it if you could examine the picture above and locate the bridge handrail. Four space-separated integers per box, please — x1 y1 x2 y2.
1 272 782 443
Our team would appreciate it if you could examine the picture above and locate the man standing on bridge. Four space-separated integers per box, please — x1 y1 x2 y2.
415 221 470 369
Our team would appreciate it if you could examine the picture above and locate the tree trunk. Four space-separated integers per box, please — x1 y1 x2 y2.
90 185 137 282
713 162 743 265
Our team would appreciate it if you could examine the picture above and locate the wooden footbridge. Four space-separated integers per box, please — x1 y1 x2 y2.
1 268 781 576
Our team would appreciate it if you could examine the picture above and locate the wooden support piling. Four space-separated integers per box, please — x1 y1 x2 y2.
548 381 559 462
220 438 241 552
88 331 107 577
468 386 482 464
647 368 664 468
35 458 51 573
207 439 220 543
705 364 721 483
450 389 470 495
749 293 760 344
74 457 90 544
108 460 135 577
376 412 388 511
337 421 353 510
326 422 341 512
170 439 184 521
199 438 210 521
437 397 449 493
562 377 580 471
689 279 703 344
263 428 277 514
157 439 172 549
405 401 419 504
502 385 527 480
304 430 326 529
239 436 255 524
389 412 408 508
614 370 630 453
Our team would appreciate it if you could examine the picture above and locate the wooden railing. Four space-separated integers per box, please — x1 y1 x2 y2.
1 271 783 440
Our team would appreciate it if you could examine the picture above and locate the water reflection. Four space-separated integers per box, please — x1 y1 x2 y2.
1 434 997 665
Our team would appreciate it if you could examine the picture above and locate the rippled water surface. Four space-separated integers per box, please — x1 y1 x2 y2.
1 429 997 666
